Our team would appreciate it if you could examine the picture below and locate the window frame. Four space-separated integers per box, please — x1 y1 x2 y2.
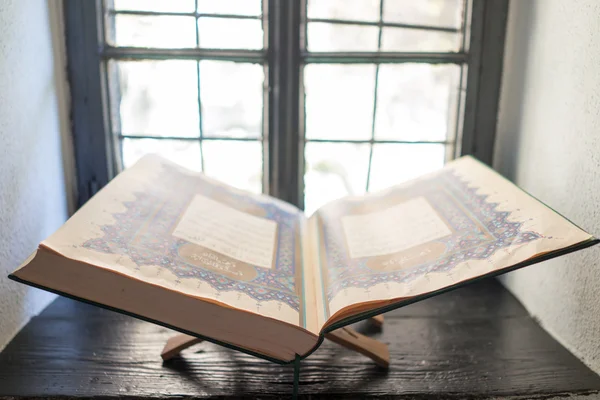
64 0 508 209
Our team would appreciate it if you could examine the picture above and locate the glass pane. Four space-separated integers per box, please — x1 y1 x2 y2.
381 27 460 52
198 18 263 49
113 0 195 13
200 61 263 139
304 143 370 215
374 64 460 141
368 144 445 192
113 15 196 48
307 0 381 22
121 138 202 171
383 0 464 29
197 0 262 16
111 60 199 137
202 141 263 194
307 23 379 52
304 64 376 140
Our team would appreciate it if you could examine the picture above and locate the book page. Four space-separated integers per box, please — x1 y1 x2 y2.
341 197 451 259
313 156 593 324
173 195 277 269
41 155 313 331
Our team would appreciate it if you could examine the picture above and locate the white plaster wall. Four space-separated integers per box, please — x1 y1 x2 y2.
0 0 73 350
495 0 600 374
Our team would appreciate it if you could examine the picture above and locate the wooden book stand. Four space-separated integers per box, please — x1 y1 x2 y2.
161 315 389 368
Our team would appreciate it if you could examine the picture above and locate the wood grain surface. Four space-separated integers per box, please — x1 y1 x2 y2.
1 278 599 399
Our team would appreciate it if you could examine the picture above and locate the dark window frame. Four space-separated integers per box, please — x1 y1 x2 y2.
64 0 508 209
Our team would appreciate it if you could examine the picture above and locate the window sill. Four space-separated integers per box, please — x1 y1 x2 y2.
1 278 599 399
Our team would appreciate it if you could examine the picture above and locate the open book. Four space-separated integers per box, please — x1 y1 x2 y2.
10 155 598 364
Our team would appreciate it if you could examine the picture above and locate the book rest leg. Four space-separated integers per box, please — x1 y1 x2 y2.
370 314 384 328
161 316 389 368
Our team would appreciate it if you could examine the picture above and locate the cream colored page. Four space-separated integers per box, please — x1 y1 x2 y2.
342 197 451 259
316 156 593 321
173 195 277 269
41 155 308 329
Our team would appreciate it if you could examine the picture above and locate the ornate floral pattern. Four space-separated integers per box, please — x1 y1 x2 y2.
320 170 542 303
83 166 302 311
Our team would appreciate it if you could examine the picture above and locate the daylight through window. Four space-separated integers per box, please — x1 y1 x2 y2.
103 0 469 213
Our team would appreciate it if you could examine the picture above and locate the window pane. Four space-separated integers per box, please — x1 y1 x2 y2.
307 0 381 22
307 23 379 52
200 61 263 139
304 142 370 215
381 27 460 52
304 64 376 140
374 64 460 142
368 144 445 192
121 138 202 171
383 0 464 29
198 18 263 49
111 60 199 137
113 15 196 48
203 141 263 194
197 0 262 16
113 0 195 13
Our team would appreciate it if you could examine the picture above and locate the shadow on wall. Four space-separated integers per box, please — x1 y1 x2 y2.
494 0 600 375
493 0 536 180
0 0 71 351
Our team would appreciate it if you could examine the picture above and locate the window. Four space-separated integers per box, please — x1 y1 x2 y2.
65 0 508 211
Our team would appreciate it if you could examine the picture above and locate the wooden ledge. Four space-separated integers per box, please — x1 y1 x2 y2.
160 316 388 367
1 279 599 399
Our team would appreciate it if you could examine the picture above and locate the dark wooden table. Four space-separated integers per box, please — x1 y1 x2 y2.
1 278 599 399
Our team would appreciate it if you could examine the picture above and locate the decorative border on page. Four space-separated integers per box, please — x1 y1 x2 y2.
319 169 542 307
82 165 303 313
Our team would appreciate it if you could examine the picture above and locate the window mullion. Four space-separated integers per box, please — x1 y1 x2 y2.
365 0 385 193
65 0 115 207
194 0 205 172
267 0 302 207
459 0 508 165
